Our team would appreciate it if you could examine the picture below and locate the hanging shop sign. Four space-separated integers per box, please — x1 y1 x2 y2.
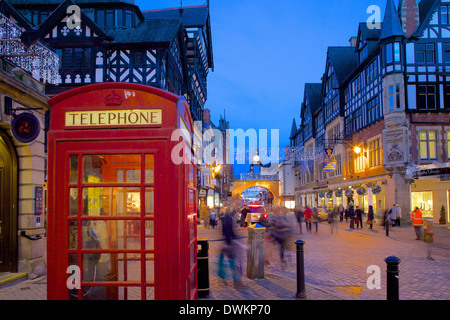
11 112 41 143
65 109 162 128
335 189 342 197
322 161 337 173
326 191 333 199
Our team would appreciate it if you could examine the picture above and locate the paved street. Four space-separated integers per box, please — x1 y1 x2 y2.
1 215 449 300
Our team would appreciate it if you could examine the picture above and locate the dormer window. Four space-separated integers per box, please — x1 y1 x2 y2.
96 9 134 28
360 45 368 62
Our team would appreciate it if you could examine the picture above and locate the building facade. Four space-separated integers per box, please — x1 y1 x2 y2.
0 1 59 276
7 0 214 123
291 0 450 224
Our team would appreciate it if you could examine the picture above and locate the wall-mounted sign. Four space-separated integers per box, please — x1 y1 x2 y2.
65 109 162 128
35 186 43 215
323 161 337 173
11 112 41 143
324 148 334 157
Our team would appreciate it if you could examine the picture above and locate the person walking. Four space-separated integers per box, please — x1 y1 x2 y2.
348 204 355 229
209 208 217 229
329 206 338 234
355 206 363 229
395 204 402 226
267 208 291 267
295 206 304 234
312 207 319 234
303 206 312 232
218 211 244 287
410 207 423 240
367 205 374 230
239 206 250 227
338 204 344 222
389 204 397 228
199 204 208 228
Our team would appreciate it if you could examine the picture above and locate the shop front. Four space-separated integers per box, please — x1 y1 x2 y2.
47 83 198 300
411 164 450 223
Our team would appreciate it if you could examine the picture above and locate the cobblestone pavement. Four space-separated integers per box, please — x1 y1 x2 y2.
1 215 449 300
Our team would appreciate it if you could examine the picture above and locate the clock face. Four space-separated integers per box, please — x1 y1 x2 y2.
11 113 41 143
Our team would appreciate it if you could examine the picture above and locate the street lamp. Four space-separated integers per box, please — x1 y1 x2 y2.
354 146 362 154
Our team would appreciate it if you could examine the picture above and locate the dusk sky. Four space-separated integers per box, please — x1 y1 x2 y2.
136 0 389 174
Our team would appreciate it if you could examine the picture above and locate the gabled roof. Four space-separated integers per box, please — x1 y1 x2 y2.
357 22 382 44
107 18 182 44
300 83 322 121
413 0 440 37
20 0 111 47
305 83 322 112
380 0 404 40
143 5 214 70
0 0 33 30
327 47 359 85
290 118 298 139
142 6 209 27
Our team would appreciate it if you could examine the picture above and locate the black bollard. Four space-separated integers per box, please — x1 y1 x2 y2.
295 240 306 298
385 256 401 300
385 218 389 237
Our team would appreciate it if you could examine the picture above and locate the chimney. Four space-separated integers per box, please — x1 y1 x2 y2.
349 36 357 47
203 108 211 125
399 0 419 37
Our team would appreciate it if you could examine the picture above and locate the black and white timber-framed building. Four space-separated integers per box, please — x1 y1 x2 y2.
2 0 214 123
290 0 450 225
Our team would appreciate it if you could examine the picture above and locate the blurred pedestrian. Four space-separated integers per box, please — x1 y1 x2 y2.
267 207 291 267
389 204 397 228
312 207 319 234
338 204 344 222
199 204 208 228
348 204 355 229
367 205 374 230
395 204 402 226
410 207 423 240
239 206 250 227
355 206 363 229
209 208 217 229
295 206 304 234
329 206 338 234
218 210 244 287
303 206 312 232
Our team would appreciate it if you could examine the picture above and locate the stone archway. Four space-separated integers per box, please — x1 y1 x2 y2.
231 180 280 205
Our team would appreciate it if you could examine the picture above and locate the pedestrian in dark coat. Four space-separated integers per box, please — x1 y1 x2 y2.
367 205 374 230
349 205 355 229
355 206 363 229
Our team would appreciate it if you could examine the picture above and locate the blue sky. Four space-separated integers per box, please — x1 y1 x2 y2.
136 0 389 174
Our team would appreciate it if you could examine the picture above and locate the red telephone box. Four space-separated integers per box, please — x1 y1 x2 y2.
47 83 198 300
